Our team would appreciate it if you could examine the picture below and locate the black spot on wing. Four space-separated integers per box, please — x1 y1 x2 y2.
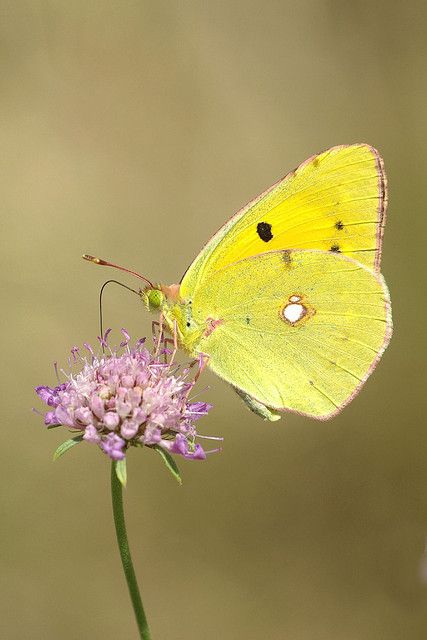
330 244 341 252
335 220 344 230
257 221 273 242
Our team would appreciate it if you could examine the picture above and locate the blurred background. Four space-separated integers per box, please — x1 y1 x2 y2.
1 1 427 638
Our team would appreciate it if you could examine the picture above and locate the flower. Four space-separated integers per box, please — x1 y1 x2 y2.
35 330 220 462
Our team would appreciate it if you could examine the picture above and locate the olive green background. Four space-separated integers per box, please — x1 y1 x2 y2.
2 2 427 639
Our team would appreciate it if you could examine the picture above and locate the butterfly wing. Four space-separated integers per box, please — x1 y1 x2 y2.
189 249 392 419
181 144 386 299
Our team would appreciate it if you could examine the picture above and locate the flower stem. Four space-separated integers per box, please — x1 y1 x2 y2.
111 462 152 640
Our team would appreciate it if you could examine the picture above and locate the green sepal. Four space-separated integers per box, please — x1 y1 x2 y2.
114 458 127 487
153 445 182 485
53 435 84 460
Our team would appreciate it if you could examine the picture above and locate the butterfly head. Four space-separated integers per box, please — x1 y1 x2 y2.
141 283 182 313
142 287 165 312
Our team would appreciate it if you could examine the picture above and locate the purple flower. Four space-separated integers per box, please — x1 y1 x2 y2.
100 433 126 461
165 433 207 460
35 384 68 408
35 330 220 462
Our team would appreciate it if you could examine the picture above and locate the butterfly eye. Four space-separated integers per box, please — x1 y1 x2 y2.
146 288 164 311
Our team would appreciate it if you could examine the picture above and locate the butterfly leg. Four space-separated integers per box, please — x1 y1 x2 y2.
194 353 209 382
151 319 161 342
163 320 178 367
182 353 210 403
152 315 164 356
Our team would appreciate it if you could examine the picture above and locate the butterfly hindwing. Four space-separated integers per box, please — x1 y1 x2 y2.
189 249 391 419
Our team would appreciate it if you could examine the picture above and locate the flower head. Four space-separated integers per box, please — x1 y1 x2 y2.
35 330 219 463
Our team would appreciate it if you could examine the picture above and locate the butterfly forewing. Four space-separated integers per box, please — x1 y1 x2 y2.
180 144 386 301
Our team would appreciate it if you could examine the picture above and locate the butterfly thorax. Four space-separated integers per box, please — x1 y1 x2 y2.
142 284 205 355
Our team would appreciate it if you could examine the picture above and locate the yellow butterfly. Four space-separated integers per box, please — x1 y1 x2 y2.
86 144 392 420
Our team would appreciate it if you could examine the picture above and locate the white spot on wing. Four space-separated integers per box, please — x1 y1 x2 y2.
289 295 301 303
283 303 306 324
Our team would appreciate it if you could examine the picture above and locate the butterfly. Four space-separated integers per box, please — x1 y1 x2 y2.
86 144 392 421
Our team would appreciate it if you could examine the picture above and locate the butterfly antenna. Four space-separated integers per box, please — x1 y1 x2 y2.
99 279 140 352
83 254 154 288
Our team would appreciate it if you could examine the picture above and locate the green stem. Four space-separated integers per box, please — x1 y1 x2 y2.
111 462 152 640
